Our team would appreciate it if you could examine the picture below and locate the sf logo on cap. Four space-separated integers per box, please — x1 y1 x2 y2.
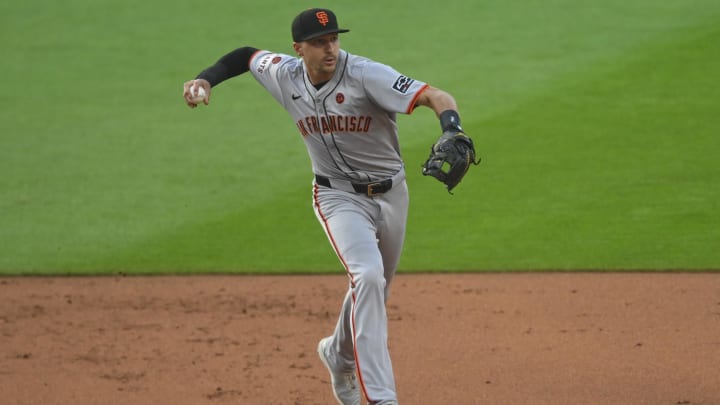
316 11 329 26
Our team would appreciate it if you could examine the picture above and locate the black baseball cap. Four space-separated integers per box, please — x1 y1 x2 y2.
292 8 350 42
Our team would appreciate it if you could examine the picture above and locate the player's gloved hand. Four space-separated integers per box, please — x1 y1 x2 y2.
422 128 480 193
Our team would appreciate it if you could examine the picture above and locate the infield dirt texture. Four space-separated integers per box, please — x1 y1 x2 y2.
2 273 719 404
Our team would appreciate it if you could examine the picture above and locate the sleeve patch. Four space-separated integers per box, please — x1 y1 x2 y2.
256 54 275 74
392 75 415 94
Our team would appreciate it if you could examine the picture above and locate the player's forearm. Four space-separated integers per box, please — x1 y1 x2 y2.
196 47 259 86
416 86 458 117
416 86 463 132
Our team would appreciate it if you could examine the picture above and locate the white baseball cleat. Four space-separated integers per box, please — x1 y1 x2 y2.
317 337 361 405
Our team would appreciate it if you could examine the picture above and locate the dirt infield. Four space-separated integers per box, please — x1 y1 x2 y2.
1 273 719 405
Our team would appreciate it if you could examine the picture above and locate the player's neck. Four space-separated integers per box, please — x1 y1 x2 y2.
313 80 329 90
307 71 333 87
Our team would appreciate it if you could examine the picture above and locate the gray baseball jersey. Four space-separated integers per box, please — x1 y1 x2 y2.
249 48 426 403
250 49 428 182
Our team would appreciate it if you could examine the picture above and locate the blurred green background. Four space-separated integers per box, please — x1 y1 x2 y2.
1 0 719 274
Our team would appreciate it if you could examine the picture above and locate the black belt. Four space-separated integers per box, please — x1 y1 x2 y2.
315 175 393 196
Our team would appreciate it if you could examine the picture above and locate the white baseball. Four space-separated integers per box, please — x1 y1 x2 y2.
189 85 207 104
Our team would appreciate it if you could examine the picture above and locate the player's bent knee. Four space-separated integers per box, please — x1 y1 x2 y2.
352 266 387 291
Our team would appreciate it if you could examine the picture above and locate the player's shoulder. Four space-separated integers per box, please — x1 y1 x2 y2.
344 52 387 79
345 52 379 70
345 52 405 86
346 52 399 73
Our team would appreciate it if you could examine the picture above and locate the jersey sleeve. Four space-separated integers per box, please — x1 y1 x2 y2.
361 61 429 115
249 50 299 106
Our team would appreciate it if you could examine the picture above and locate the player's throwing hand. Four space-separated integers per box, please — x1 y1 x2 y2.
183 79 211 108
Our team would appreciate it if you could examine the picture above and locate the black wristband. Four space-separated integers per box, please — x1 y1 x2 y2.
439 110 463 133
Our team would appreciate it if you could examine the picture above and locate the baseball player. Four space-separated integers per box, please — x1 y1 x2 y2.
183 8 477 405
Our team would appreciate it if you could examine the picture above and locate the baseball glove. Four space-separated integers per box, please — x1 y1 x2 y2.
422 131 480 193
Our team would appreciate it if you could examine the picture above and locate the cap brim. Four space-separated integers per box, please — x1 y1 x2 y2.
300 28 350 41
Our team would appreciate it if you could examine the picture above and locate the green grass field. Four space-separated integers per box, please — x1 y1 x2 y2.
1 0 719 274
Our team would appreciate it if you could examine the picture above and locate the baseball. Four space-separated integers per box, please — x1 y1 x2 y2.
189 85 207 104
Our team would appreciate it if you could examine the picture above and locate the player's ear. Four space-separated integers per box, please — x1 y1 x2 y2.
293 42 303 56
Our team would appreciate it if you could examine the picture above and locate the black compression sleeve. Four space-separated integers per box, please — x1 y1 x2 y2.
196 47 259 86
